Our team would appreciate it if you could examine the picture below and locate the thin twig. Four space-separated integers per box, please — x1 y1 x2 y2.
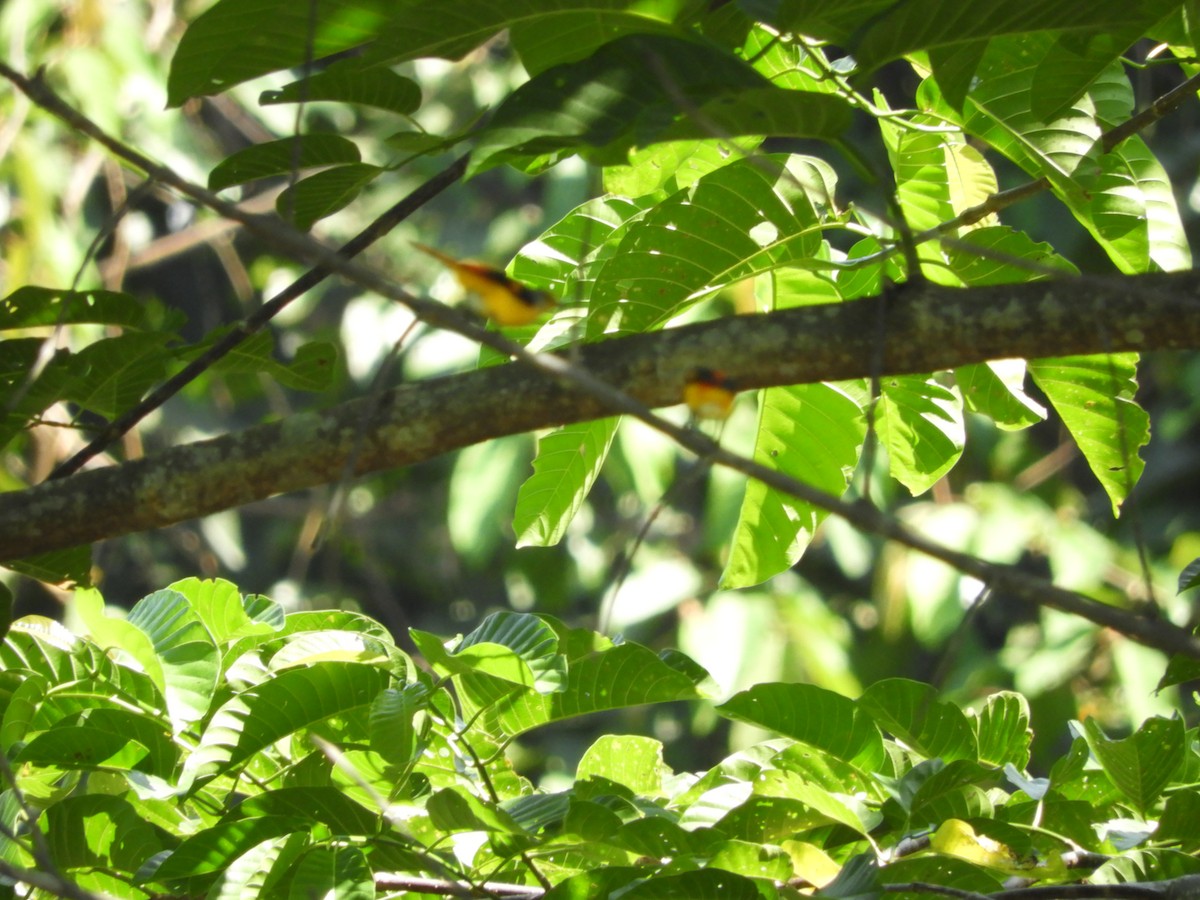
47 147 471 479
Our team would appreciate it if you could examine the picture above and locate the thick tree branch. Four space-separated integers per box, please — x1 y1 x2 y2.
3 269 1200 658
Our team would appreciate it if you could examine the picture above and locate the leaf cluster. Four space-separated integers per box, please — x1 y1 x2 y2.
2 581 1198 898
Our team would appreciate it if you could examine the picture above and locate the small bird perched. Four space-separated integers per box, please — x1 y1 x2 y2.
683 367 739 420
412 242 556 327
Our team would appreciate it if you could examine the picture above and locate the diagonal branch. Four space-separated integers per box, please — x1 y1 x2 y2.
48 152 471 479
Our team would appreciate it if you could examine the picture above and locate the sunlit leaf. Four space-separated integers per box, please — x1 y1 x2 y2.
229 787 379 836
287 846 374 900
577 735 666 795
934 34 1190 274
511 1 694 74
859 679 977 762
411 611 566 692
1083 716 1185 815
148 815 313 881
589 156 828 337
44 795 168 895
0 287 172 331
182 661 393 790
718 682 886 770
879 375 965 495
459 641 713 742
514 418 620 548
126 588 221 729
972 692 1031 769
1029 353 1148 515
722 378 865 588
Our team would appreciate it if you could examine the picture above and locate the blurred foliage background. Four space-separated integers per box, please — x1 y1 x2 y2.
3 0 1200 779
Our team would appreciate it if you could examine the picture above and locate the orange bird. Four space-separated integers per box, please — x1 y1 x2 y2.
683 367 739 420
412 242 556 327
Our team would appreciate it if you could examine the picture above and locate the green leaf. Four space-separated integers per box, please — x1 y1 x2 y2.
1082 716 1185 814
412 611 566 692
879 375 965 495
67 332 176 418
166 577 280 646
588 156 828 336
0 672 45 750
938 35 1190 274
543 867 646 900
878 853 1002 900
15 724 145 769
1092 849 1200 884
603 137 764 198
577 735 666 795
276 163 384 231
0 286 171 330
2 621 166 718
287 846 373 900
147 815 313 881
1 547 92 588
459 641 713 742
30 707 178 777
45 795 168 896
708 838 794 881
229 787 379 836
364 0 695 68
747 0 1182 74
511 2 693 75
514 418 620 547
718 683 886 771
126 588 221 729
222 608 389 673
260 59 421 114
208 135 362 191
957 361 1045 431
75 588 170 697
947 225 1079 285
1028 354 1148 515
167 0 393 105
752 769 880 835
369 683 430 767
881 119 997 235
820 852 882 900
612 816 715 858
207 330 338 392
972 692 1031 769
182 661 393 789
207 832 310 899
859 679 977 762
1155 790 1200 847
907 760 997 824
470 34 851 173
427 788 526 834
1180 557 1200 593
722 379 865 588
